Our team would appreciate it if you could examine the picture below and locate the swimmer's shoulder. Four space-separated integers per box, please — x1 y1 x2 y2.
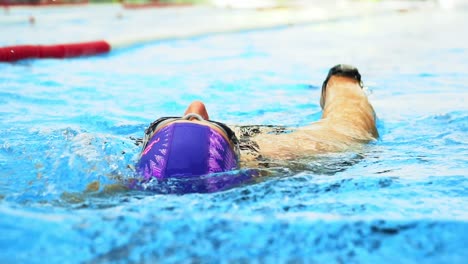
230 124 294 165
231 124 292 138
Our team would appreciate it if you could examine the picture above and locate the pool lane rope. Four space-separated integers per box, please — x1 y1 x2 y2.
0 10 310 63
0 18 291 63
0 5 337 63
0 41 111 62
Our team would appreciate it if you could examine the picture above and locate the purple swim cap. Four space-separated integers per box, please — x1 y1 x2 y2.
137 122 239 181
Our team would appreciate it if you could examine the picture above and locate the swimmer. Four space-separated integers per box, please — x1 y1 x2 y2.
136 64 378 182
137 101 240 181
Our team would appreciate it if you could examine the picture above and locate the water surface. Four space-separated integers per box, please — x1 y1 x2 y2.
0 4 467 263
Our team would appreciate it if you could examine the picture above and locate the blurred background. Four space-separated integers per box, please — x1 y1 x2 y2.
0 0 464 9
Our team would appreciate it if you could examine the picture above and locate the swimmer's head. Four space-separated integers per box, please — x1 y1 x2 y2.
137 114 240 181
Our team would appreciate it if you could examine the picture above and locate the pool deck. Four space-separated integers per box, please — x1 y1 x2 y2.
1 1 439 50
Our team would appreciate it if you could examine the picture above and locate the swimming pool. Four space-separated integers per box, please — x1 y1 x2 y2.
1 3 467 263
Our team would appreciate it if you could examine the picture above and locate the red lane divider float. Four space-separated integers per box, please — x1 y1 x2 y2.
122 2 191 9
0 41 111 62
0 0 88 7
1 0 187 9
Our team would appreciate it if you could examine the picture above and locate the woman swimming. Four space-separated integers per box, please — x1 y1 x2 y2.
137 102 240 181
136 64 378 182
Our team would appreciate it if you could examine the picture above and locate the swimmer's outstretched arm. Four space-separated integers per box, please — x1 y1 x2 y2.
254 66 378 160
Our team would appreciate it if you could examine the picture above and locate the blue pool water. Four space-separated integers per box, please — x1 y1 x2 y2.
1 3 467 263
